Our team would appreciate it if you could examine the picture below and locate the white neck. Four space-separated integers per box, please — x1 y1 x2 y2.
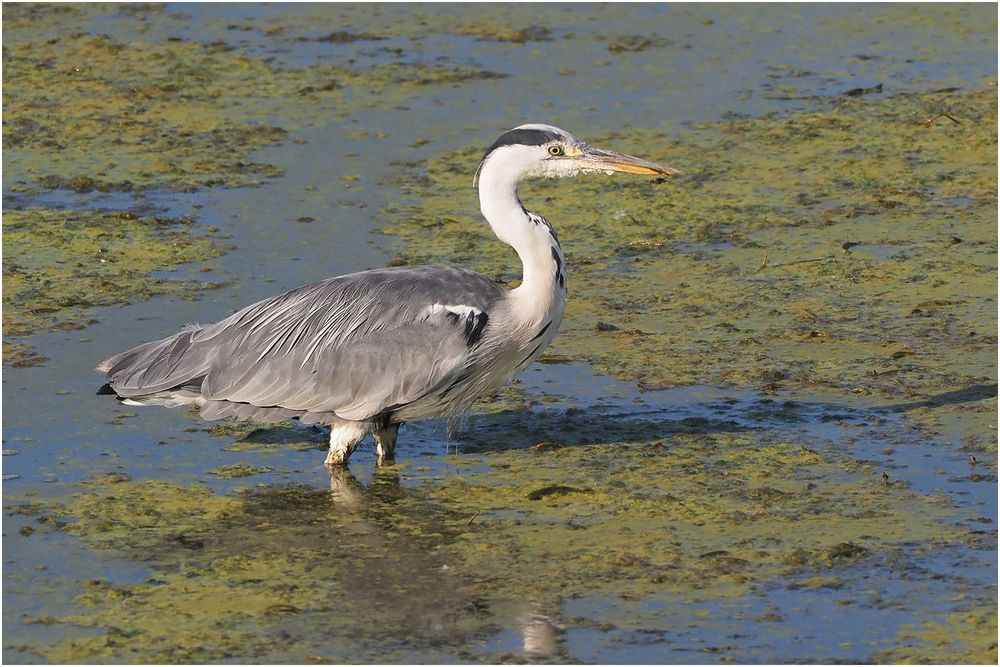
477 158 565 323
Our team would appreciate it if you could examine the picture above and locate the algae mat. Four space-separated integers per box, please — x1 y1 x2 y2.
2 208 227 367
3 4 503 193
3 3 997 664
5 419 994 663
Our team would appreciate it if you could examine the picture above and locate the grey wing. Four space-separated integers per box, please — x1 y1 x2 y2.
239 312 483 420
99 266 504 421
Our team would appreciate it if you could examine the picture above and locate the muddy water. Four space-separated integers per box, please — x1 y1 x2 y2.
3 3 997 663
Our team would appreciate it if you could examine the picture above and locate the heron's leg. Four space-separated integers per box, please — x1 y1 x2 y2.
373 423 400 466
325 421 369 467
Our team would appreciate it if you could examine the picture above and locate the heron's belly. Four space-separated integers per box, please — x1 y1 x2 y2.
393 319 561 423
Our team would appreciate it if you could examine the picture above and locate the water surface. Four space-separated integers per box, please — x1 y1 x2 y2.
3 3 996 663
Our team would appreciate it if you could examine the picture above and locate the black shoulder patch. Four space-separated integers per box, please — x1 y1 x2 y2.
464 310 488 347
97 383 117 396
446 310 489 348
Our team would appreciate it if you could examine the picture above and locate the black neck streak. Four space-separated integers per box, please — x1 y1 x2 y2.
551 246 565 289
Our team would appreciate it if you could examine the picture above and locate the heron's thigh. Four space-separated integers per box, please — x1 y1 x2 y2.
325 421 369 466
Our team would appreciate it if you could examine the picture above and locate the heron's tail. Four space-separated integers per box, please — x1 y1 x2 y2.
95 326 209 398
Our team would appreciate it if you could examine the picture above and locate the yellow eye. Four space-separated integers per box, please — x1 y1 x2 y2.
548 145 564 156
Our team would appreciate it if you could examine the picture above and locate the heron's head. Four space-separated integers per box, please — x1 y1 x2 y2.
474 123 678 187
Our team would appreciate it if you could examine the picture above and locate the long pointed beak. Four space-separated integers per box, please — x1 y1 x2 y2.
571 145 679 176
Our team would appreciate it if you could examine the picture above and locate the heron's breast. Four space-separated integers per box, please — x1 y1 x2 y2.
391 291 565 423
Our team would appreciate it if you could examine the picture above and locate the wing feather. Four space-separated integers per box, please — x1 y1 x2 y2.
99 266 504 422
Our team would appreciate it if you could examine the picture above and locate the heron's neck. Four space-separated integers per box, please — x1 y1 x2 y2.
479 170 565 321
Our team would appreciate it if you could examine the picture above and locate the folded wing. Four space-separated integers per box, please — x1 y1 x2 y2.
99 266 504 422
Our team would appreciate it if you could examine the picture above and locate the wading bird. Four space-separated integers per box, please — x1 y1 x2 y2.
96 124 677 466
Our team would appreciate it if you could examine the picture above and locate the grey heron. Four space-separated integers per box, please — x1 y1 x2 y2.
96 124 677 466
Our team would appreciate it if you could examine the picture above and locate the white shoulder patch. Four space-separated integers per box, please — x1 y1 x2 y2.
421 303 482 320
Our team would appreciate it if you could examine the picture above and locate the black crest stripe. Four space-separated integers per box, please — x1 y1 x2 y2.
482 128 563 161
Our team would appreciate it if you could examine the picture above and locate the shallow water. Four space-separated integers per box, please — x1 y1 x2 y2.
3 3 997 663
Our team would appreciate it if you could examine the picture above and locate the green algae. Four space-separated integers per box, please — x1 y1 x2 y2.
2 207 227 361
11 476 494 663
423 435 972 605
8 425 988 662
3 28 289 192
204 419 327 454
60 476 235 553
3 7 505 194
208 464 274 479
452 23 552 44
2 342 48 368
872 605 999 664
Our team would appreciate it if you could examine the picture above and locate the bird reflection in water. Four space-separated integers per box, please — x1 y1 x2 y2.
322 467 569 661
